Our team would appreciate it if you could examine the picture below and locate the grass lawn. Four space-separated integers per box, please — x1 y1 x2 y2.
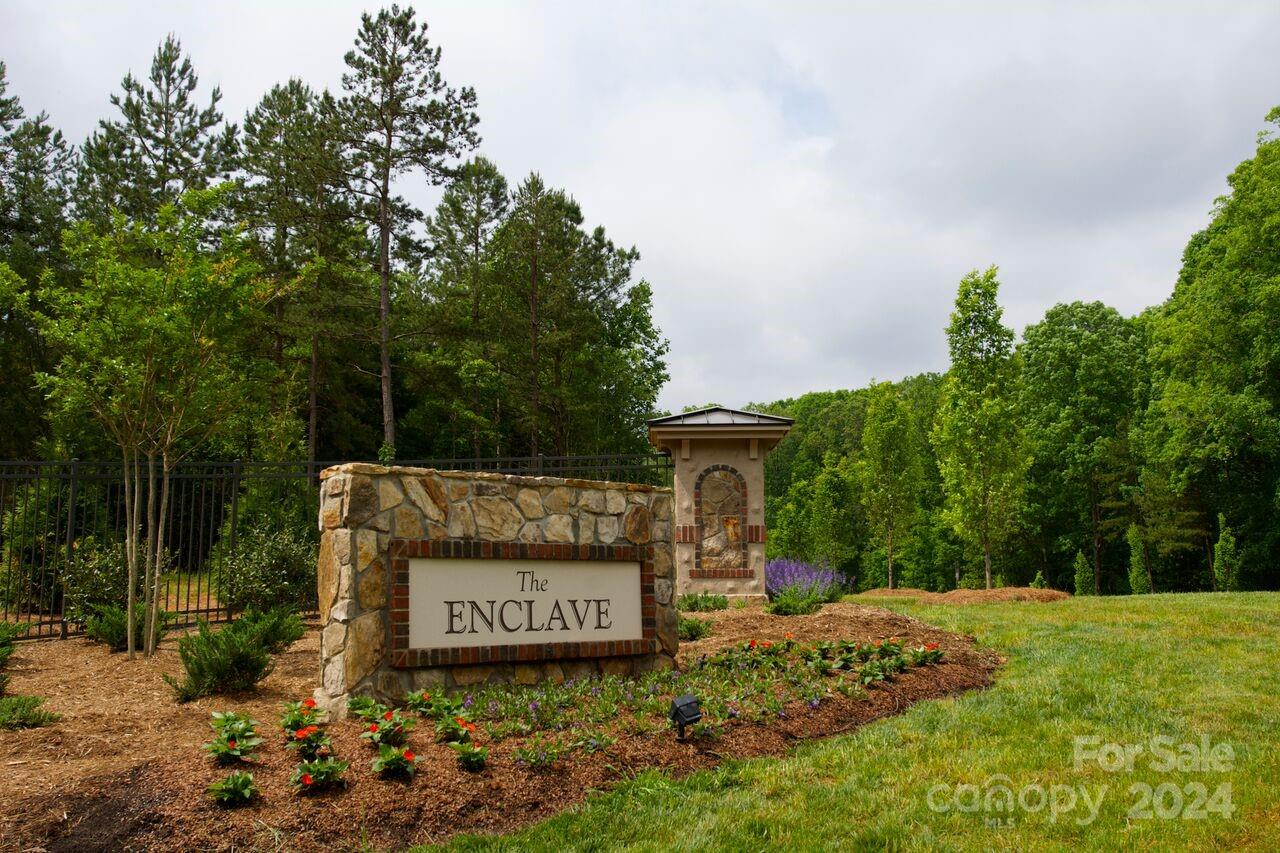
434 592 1280 851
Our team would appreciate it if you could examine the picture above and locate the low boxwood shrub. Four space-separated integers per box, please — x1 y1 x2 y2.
0 695 60 730
678 616 712 641
676 592 729 612
165 608 301 702
84 602 172 652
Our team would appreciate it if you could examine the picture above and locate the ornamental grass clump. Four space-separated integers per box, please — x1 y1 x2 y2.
676 592 729 612
678 616 712 641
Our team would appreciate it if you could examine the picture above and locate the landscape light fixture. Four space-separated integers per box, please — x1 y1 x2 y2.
670 694 702 740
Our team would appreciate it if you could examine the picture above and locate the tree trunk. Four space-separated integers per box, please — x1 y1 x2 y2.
528 252 540 457
1141 540 1155 593
377 174 395 454
143 452 158 657
123 448 138 660
983 542 992 590
1091 500 1102 596
308 335 319 471
886 529 895 590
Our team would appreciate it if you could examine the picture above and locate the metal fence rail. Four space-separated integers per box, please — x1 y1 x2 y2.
0 454 673 639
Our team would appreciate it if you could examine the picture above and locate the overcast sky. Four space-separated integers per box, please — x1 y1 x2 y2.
3 1 1278 411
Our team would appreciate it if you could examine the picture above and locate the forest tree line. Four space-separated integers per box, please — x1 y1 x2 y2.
759 106 1280 595
0 7 669 471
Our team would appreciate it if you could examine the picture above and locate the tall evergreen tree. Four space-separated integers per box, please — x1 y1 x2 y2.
76 35 236 224
333 5 480 457
931 267 1028 588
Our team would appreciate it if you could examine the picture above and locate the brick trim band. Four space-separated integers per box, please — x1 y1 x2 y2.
388 538 658 669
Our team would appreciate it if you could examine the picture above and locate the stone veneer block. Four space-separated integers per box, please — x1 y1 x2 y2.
314 464 676 716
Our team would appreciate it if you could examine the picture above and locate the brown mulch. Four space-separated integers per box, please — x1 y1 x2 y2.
859 586 1071 604
0 603 999 852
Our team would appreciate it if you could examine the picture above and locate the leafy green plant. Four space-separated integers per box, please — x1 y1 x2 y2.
280 697 325 736
203 711 263 763
765 583 825 615
1073 550 1093 596
676 592 729 612
906 643 944 666
362 708 415 747
0 695 60 729
84 602 171 652
434 713 475 744
291 757 348 793
449 741 488 771
513 733 565 769
347 695 389 723
372 743 421 777
287 724 333 760
678 616 712 641
1029 570 1047 589
207 770 257 806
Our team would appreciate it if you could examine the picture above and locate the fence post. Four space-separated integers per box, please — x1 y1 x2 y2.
537 454 545 476
61 458 79 639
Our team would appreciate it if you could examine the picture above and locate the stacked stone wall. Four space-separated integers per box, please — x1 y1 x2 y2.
314 463 676 715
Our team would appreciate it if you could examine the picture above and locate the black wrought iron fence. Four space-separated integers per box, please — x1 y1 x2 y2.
0 454 673 639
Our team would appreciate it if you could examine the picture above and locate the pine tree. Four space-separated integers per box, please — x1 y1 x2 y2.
76 35 236 224
333 5 480 457
1214 514 1242 592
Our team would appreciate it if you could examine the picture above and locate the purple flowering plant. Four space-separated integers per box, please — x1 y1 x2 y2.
765 558 846 601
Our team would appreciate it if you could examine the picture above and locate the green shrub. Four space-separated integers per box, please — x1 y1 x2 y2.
164 607 304 702
678 616 712 641
1127 525 1152 595
765 583 825 616
1214 515 1242 592
165 622 273 702
84 602 171 652
676 592 729 612
238 606 305 654
1029 570 1047 589
220 525 317 613
0 622 21 670
1073 551 1093 596
0 695 60 729
61 538 131 623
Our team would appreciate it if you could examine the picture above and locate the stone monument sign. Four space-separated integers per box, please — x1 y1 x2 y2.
314 464 676 715
647 407 793 599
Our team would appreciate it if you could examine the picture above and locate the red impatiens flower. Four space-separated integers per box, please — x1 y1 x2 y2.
301 706 312 716
785 632 794 640
748 639 758 649
762 641 773 649
889 637 900 645
924 642 939 651
403 750 416 762
302 698 316 708
301 773 313 786
369 723 379 733
227 739 237 750
383 710 394 721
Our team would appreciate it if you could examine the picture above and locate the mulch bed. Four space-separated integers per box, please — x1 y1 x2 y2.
0 603 1000 852
859 586 1071 604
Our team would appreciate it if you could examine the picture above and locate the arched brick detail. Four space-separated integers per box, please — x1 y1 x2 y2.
691 464 752 578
